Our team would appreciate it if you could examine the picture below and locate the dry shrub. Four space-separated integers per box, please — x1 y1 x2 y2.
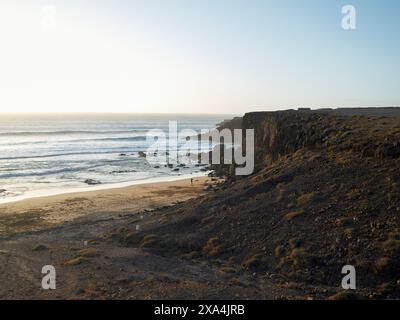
297 192 317 206
64 257 87 266
220 267 237 273
203 237 223 257
242 254 264 269
344 228 354 239
383 233 400 255
274 245 285 258
77 248 102 258
374 257 392 273
284 210 305 221
140 234 159 248
289 248 309 268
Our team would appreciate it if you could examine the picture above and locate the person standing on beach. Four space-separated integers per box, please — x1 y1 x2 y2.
191 178 194 186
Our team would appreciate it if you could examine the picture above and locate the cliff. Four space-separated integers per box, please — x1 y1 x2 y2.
111 108 400 299
217 108 400 174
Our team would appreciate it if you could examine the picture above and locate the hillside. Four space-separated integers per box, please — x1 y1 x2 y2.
111 109 400 299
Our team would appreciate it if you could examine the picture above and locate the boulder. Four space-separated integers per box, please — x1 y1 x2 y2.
84 179 102 185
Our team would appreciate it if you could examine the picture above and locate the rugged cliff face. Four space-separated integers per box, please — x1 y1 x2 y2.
242 111 329 169
112 109 400 299
223 108 400 173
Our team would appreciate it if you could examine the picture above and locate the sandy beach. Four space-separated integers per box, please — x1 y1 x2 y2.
1 175 263 300
0 176 211 237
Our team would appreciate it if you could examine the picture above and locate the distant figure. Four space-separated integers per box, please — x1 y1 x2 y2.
191 178 194 186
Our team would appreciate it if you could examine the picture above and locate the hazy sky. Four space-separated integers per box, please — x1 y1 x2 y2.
0 0 399 114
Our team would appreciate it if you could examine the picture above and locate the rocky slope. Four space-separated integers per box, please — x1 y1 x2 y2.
112 108 400 299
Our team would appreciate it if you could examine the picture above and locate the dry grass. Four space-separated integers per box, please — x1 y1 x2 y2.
297 192 317 206
344 228 354 239
181 251 202 260
64 257 87 266
77 248 102 258
242 254 263 269
275 183 287 202
201 215 214 226
347 188 362 199
334 217 353 227
377 282 396 295
383 236 400 254
32 244 48 252
374 257 392 273
284 210 305 221
289 248 308 268
274 245 285 258
220 266 237 273
202 237 223 257
140 234 159 248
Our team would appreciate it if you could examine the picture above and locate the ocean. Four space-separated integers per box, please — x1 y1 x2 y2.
0 113 230 203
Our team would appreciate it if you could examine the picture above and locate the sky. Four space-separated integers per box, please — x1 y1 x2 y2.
0 0 399 114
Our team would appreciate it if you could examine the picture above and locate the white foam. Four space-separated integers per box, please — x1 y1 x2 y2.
0 172 209 205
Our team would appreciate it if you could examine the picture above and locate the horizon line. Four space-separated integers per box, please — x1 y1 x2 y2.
1 106 399 117
0 112 239 116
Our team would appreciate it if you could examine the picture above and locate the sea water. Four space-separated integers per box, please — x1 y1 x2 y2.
0 113 230 203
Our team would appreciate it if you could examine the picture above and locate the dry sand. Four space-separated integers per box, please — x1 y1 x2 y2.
0 177 210 237
0 176 290 300
0 176 272 300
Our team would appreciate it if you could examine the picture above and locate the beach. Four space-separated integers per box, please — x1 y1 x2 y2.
1 175 260 300
0 176 211 237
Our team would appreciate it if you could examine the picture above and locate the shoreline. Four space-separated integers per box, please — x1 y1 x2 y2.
0 175 215 237
0 171 210 205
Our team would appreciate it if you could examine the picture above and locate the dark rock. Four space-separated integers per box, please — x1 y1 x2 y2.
84 179 102 185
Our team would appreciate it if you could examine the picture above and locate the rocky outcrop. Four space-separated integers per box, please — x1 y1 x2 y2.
212 108 400 176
